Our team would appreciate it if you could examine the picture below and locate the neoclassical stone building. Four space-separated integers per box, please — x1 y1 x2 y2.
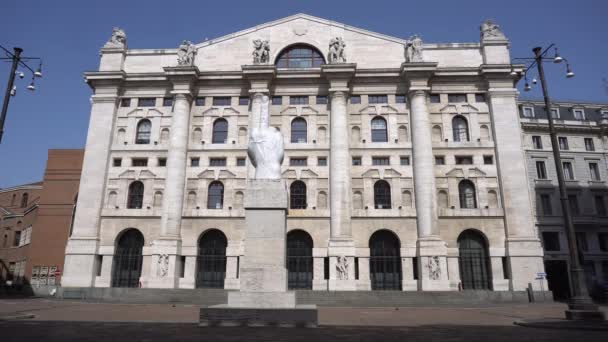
62 14 546 293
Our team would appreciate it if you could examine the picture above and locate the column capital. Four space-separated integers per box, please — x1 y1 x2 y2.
401 62 437 90
242 64 276 90
322 63 356 89
164 66 199 96
407 88 429 97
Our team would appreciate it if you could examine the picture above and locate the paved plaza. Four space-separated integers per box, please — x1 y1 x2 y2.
0 298 607 341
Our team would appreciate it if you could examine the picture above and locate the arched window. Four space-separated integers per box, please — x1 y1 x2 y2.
196 229 227 288
187 191 197 209
374 180 391 209
371 117 388 142
287 230 313 289
20 193 28 208
212 119 228 144
480 124 490 141
238 127 247 145
290 181 307 209
135 119 151 144
117 128 126 145
452 116 470 142
458 230 492 290
160 128 170 144
351 126 361 144
317 126 327 144
401 190 412 208
127 181 144 209
107 191 117 208
369 230 402 290
432 125 442 142
317 191 327 209
398 125 408 142
153 191 163 209
488 190 499 208
459 180 477 209
234 191 244 208
192 127 202 143
207 181 224 209
112 229 144 288
438 190 449 209
291 117 307 143
353 191 363 209
276 44 324 68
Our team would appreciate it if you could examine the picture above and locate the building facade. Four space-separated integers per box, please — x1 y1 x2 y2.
520 101 608 299
63 14 547 292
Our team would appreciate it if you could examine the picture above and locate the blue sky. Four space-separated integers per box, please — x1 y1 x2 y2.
0 0 606 188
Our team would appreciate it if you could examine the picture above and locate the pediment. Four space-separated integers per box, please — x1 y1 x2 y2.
359 106 378 115
301 169 319 178
468 167 487 178
280 107 298 115
301 106 319 115
126 108 144 117
118 170 136 179
361 169 380 178
446 168 465 178
223 107 240 116
138 170 157 179
197 169 216 179
461 104 479 113
382 168 402 178
282 169 297 178
380 105 398 114
202 108 220 116
219 170 237 178
439 105 459 113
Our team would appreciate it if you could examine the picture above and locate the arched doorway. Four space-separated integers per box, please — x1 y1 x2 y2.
458 229 492 290
369 230 402 290
111 229 144 288
286 230 313 289
196 229 227 288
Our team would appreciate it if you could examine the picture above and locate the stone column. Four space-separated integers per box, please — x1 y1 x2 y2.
62 76 123 287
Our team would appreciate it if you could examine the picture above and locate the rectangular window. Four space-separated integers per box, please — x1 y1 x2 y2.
350 95 361 104
595 196 607 216
95 255 103 276
290 96 309 105
372 157 390 166
238 96 249 106
412 257 418 280
113 158 122 167
585 138 595 151
271 96 282 105
212 97 231 106
429 94 441 103
236 157 246 166
540 194 552 216
483 155 494 165
598 232 608 251
316 95 327 105
542 232 560 251
590 163 601 181
558 137 569 150
355 258 359 280
324 257 329 280
502 257 510 279
179 256 186 278
523 107 534 118
318 157 327 166
573 109 585 120
536 161 547 179
13 231 21 247
138 98 156 107
132 158 148 167
209 158 226 167
576 232 588 252
190 157 200 167
563 162 574 180
568 195 579 215
475 93 486 103
435 156 445 165
162 97 173 107
532 136 543 149
368 95 388 104
290 157 307 166
194 97 206 106
400 156 410 166
352 156 362 166
120 98 131 107
455 156 473 165
158 158 166 167
550 108 559 119
447 94 467 103
395 95 407 104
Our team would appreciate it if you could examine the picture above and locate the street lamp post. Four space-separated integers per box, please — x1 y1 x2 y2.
0 45 43 143
514 45 605 321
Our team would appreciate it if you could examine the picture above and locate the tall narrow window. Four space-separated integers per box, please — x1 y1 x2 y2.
212 118 228 144
127 181 144 209
595 196 607 216
290 181 307 209
371 116 388 142
585 138 595 151
558 137 569 150
573 109 585 120
135 119 151 144
568 195 579 215
540 194 552 216
291 118 307 143
207 181 224 209
452 116 469 142
563 162 574 180
20 193 28 208
590 163 601 181
532 136 543 149
459 180 477 209
373 180 391 209
536 161 547 179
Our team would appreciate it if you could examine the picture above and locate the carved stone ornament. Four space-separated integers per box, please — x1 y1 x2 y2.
247 95 284 179
157 254 169 278
480 19 506 40
104 27 127 49
252 39 270 64
328 37 347 64
336 255 349 280
177 40 196 66
404 34 423 63
428 256 441 280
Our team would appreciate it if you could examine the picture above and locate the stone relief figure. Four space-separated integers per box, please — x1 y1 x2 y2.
405 34 424 63
104 27 127 48
177 40 196 66
247 95 284 179
252 39 270 64
428 256 441 280
157 254 169 277
336 256 349 280
328 37 347 64
480 19 506 40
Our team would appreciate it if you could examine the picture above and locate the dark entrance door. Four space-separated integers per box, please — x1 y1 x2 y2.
545 260 570 300
196 230 227 288
369 230 402 290
458 230 492 290
112 229 144 288
287 230 313 289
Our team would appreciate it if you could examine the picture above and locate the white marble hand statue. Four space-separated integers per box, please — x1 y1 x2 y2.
247 95 284 179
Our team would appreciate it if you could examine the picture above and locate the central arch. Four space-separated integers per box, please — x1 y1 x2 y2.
458 229 492 290
286 230 313 290
369 230 402 290
196 229 227 288
275 44 325 68
111 229 144 288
